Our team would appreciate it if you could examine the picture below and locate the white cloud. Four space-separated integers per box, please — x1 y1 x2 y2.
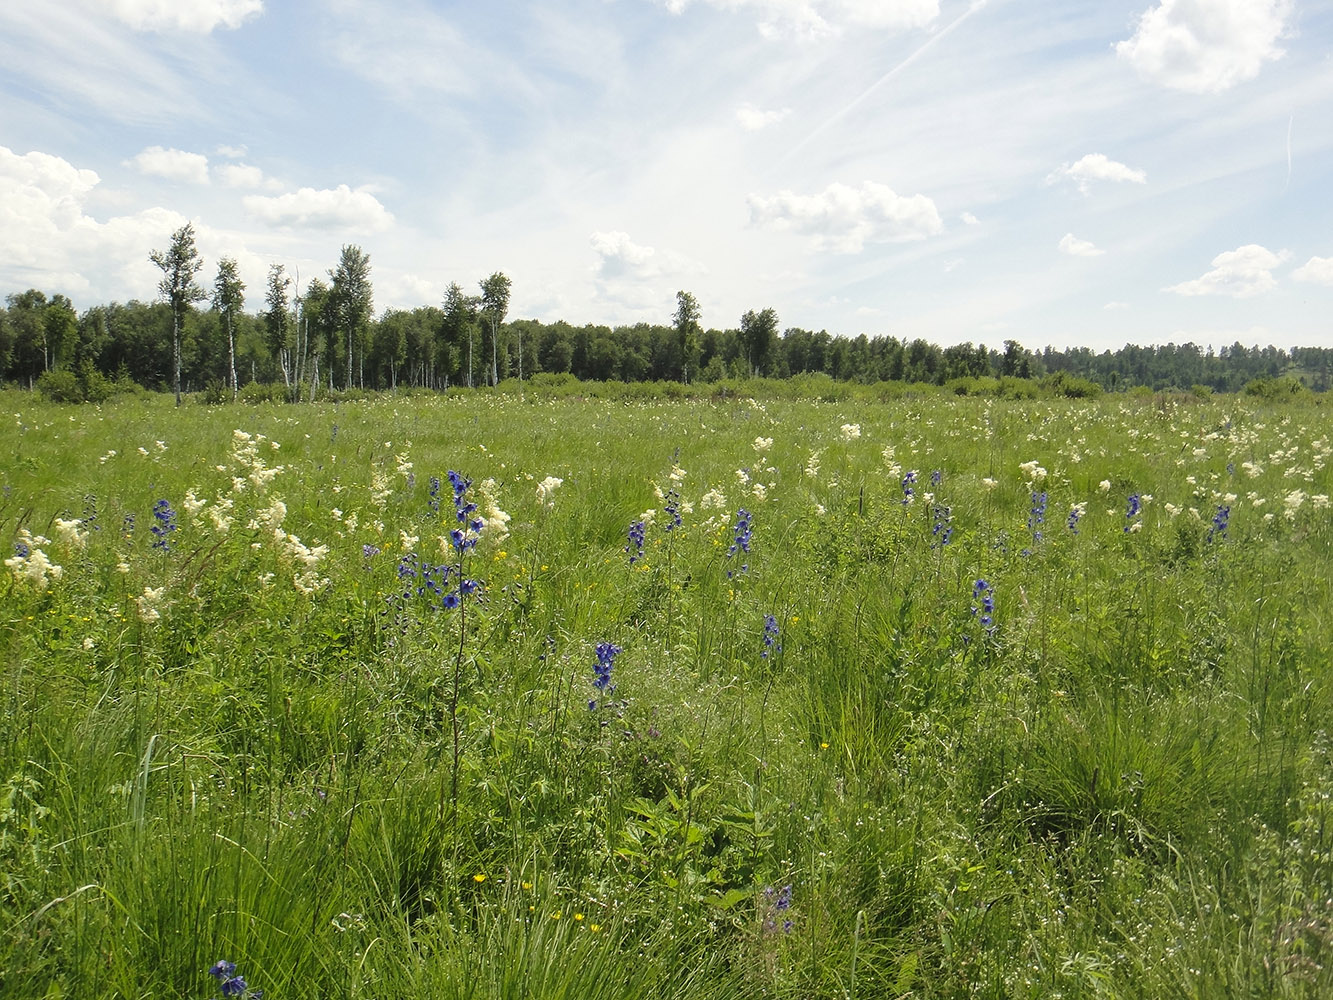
590 231 660 280
736 104 792 131
1116 0 1291 94
215 144 248 159
661 0 938 39
127 146 211 185
1047 153 1147 193
747 181 942 253
1103 301 1130 310
94 0 264 33
959 211 980 226
588 231 702 311
215 162 280 190
1292 256 1333 286
1058 233 1104 257
0 144 189 298
1166 244 1288 298
243 185 394 231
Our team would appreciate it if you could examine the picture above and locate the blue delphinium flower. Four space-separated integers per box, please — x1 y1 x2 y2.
625 520 646 564
971 579 996 633
427 475 442 517
13 540 30 559
1124 493 1141 533
663 489 683 531
761 614 782 659
901 470 917 505
762 884 795 935
82 494 101 531
446 471 482 554
1208 504 1230 542
589 641 621 710
931 469 943 486
150 499 177 551
931 504 953 547
1027 491 1047 542
727 508 752 577
208 959 262 998
1067 505 1083 534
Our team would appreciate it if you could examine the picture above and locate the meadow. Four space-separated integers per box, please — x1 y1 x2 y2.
1 386 1331 999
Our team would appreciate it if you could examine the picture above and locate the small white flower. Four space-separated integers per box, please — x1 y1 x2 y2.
753 437 773 453
536 476 563 508
1098 480 1111 492
840 423 861 441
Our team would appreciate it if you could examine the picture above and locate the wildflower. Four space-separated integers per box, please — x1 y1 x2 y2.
931 504 953 547
699 487 727 510
1283 489 1307 521
536 476 563 508
1098 480 1111 492
806 450 823 478
208 958 262 998
902 470 917 505
726 509 752 577
476 478 511 543
1027 491 1047 544
971 579 995 631
1208 504 1229 542
136 586 166 622
1066 502 1086 534
931 469 942 486
1124 493 1141 532
5 530 62 589
761 614 781 658
982 477 997 489
753 436 773 452
663 488 683 531
625 520 646 564
427 475 442 516
840 423 861 441
589 641 621 709
53 517 88 548
1019 460 1047 481
150 499 178 551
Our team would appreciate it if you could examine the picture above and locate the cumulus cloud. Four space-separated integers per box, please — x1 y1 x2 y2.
736 104 792 131
662 0 938 40
1116 0 1291 93
747 181 942 253
588 231 702 311
1165 244 1288 298
1292 256 1333 286
215 162 281 190
128 146 211 185
0 144 189 298
95 0 264 33
1058 233 1104 257
959 211 980 226
1047 153 1147 193
243 185 393 231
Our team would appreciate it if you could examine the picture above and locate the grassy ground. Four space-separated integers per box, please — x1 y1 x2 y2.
2 388 1331 999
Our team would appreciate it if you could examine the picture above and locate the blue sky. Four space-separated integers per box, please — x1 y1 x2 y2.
2 0 1331 352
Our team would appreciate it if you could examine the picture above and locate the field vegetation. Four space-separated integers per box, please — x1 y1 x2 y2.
2 387 1331 998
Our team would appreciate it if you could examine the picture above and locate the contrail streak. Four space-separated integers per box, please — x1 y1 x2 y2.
778 0 991 170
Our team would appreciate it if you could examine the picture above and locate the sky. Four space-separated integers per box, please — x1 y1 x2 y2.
1 0 1332 353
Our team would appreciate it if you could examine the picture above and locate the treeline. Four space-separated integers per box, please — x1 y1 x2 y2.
1 237 1329 400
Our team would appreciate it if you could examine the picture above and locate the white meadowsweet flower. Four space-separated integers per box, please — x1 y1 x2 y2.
53 517 88 548
699 488 727 510
753 437 773 453
536 476 563 508
840 423 861 441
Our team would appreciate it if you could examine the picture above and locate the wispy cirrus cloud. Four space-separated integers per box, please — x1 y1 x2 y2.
660 0 939 40
93 0 264 33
